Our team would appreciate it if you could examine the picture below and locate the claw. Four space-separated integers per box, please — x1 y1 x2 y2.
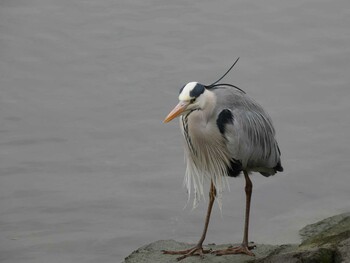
212 245 255 256
163 246 211 261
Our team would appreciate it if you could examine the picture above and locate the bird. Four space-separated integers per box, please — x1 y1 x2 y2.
162 58 283 261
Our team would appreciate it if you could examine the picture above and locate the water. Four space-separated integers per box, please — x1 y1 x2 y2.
0 0 349 262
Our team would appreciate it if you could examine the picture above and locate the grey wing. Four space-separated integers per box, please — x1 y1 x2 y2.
223 107 282 175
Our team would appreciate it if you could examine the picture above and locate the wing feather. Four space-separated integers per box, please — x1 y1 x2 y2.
212 86 282 173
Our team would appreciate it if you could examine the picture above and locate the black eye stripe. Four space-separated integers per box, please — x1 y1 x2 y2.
189 83 205 98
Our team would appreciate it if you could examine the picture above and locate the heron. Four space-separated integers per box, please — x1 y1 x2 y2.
162 58 283 260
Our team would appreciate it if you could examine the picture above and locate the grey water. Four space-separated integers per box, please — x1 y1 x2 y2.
0 1 350 262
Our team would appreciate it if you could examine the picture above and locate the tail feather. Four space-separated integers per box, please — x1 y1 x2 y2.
274 160 283 172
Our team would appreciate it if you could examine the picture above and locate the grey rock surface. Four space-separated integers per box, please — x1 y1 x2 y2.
123 213 350 263
338 238 350 263
299 213 350 243
123 239 296 263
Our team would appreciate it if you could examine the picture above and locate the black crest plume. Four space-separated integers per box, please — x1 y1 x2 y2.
205 57 245 94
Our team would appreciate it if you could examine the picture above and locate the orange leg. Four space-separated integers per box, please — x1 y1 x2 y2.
212 170 255 256
163 181 216 261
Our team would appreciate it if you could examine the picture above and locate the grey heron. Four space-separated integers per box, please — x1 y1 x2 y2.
162 59 283 260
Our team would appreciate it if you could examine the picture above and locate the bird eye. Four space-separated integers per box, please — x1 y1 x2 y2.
190 98 196 103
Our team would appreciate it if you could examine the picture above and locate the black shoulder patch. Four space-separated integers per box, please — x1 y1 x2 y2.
189 83 205 98
216 109 234 134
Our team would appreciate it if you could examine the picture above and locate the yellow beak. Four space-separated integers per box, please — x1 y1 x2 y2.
163 101 190 123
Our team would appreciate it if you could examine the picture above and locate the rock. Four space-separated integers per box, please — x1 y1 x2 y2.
299 213 350 244
338 237 350 262
123 213 350 263
123 240 296 263
298 212 350 263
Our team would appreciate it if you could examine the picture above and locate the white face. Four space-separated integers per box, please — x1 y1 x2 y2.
163 82 210 123
179 82 199 101
178 82 208 112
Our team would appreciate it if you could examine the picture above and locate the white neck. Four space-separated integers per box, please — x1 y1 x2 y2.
200 89 216 122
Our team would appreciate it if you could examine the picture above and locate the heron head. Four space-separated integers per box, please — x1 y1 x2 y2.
164 82 207 123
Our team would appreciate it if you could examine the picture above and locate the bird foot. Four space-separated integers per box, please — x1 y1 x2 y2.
212 244 256 256
162 245 212 261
